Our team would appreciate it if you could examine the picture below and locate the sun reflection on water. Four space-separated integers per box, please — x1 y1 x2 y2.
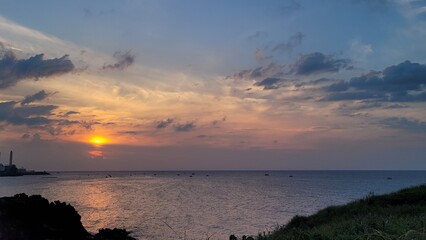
75 181 121 232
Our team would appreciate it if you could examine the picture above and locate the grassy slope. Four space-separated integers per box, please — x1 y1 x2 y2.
256 185 426 240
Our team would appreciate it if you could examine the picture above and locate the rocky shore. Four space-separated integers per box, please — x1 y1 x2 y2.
0 193 136 240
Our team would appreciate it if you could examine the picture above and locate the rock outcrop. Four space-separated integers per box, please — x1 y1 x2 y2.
0 193 136 240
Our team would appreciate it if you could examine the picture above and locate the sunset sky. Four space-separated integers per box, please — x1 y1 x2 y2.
0 0 426 170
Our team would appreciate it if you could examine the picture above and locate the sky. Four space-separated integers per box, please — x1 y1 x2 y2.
0 0 426 170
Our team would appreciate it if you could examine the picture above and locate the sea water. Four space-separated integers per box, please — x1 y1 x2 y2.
0 171 425 239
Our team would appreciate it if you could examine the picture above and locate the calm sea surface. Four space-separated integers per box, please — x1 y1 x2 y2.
0 171 425 239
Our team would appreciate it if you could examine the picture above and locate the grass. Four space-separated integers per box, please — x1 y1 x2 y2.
250 184 426 240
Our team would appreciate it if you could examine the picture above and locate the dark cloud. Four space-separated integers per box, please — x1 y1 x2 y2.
293 77 337 88
156 118 174 129
0 51 74 89
272 32 304 54
323 61 426 102
0 101 54 126
292 52 351 75
119 130 144 135
21 90 50 105
321 91 385 101
14 105 57 117
229 52 350 85
212 116 227 127
380 117 426 132
174 122 196 132
227 63 285 81
0 91 102 136
64 111 80 117
80 121 100 130
102 51 135 70
336 102 408 111
254 77 289 90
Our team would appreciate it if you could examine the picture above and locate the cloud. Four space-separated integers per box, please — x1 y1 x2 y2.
337 102 408 111
102 51 135 70
272 32 304 54
79 120 100 130
254 77 289 90
21 90 50 105
248 31 268 41
0 51 74 89
227 63 285 81
0 101 54 126
279 0 301 14
156 118 174 129
0 92 98 135
321 91 385 101
64 111 80 117
212 116 227 127
380 117 426 132
323 61 426 102
174 122 196 132
118 130 144 135
292 52 351 75
254 48 272 62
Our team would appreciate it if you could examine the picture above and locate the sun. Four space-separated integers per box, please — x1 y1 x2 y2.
89 136 108 146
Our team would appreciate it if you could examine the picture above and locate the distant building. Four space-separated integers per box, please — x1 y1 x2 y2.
0 150 48 176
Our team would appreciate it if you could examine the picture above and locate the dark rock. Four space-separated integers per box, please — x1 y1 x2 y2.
94 228 136 240
0 193 137 240
229 234 237 240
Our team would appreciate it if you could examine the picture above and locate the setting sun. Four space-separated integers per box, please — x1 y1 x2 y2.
89 136 108 146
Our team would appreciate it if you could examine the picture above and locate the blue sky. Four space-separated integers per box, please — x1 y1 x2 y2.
0 0 426 170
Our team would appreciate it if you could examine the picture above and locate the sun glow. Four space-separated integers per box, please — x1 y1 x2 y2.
89 136 108 146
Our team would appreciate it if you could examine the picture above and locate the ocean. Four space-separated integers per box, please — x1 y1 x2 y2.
0 171 425 239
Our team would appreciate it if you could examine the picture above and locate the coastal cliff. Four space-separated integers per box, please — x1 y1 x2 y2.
0 193 136 240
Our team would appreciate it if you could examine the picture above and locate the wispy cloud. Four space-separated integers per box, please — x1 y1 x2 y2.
156 118 174 129
174 122 196 132
380 117 426 132
21 90 51 105
272 32 304 54
102 51 135 70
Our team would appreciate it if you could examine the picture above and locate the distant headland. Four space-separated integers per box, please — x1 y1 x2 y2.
0 150 49 177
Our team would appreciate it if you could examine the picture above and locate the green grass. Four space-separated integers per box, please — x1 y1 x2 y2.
253 185 426 240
